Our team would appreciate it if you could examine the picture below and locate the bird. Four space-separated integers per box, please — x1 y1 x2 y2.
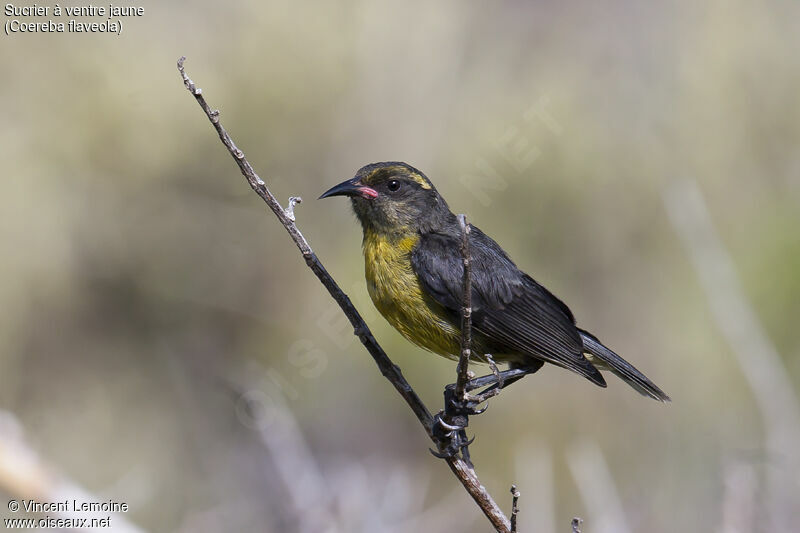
320 161 669 403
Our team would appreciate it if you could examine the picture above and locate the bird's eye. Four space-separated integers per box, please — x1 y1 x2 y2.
387 180 401 192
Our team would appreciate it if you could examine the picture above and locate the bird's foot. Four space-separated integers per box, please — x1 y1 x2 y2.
443 383 489 417
430 410 475 466
429 385 486 465
460 354 507 404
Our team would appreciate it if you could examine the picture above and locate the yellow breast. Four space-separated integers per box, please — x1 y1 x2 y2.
363 231 461 358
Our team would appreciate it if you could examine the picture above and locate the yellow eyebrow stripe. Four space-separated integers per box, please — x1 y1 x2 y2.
407 172 432 190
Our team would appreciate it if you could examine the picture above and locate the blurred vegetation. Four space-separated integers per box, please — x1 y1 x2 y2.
1 1 799 531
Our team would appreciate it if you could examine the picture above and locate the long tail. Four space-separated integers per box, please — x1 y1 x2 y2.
579 329 670 402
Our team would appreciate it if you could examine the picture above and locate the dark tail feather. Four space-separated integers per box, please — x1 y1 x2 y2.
578 329 671 402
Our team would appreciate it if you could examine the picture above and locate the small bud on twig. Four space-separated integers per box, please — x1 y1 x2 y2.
285 196 302 222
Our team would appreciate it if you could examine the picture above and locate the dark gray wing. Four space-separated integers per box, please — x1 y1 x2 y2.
411 226 605 387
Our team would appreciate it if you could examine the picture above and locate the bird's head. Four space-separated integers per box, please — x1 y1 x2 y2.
320 162 452 234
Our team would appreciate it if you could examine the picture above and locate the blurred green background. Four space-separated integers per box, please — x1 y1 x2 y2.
2 1 799 532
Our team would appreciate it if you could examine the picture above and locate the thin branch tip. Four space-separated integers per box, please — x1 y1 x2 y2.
510 484 520 533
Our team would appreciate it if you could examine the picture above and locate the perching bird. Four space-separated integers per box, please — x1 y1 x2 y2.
320 162 669 402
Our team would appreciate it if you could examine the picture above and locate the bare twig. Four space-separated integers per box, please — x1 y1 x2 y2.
437 214 477 468
510 485 520 532
176 56 512 533
454 214 473 401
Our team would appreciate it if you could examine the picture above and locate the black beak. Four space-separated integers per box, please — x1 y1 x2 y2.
319 178 378 200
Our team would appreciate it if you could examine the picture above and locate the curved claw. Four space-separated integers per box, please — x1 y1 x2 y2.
429 447 454 459
436 418 464 432
471 402 489 415
430 432 474 460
